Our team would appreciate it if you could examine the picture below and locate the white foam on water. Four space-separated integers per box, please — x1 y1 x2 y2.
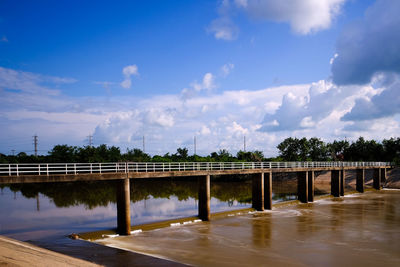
183 221 192 225
103 234 119 238
193 219 202 223
383 188 400 191
130 229 142 234
170 223 181 227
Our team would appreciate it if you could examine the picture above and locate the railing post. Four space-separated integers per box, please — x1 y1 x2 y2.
9 164 11 176
16 165 19 176
74 164 77 175
46 164 49 176
100 164 102 174
38 164 41 175
90 163 92 174
65 164 68 174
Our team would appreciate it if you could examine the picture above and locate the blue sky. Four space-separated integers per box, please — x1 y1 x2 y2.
0 0 399 156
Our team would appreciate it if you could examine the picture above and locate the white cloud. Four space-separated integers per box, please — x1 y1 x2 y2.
1 65 399 157
208 17 239 41
243 0 346 34
1 36 8 43
209 0 346 40
120 64 139 89
221 63 234 77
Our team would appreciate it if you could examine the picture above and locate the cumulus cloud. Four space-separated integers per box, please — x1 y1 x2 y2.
181 72 216 101
260 80 365 132
1 36 8 43
121 64 139 89
331 0 400 85
342 74 400 121
209 0 345 40
239 0 346 34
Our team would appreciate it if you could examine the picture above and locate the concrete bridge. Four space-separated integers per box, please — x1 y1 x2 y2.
0 161 391 235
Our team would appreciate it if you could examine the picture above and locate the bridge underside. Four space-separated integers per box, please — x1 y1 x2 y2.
0 166 388 184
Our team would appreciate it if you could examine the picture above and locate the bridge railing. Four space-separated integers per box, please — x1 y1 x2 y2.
0 161 391 176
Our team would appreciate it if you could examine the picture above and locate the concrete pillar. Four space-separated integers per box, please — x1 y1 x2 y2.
331 170 340 197
373 168 381 190
264 172 272 210
252 173 264 211
307 171 314 202
297 171 308 203
117 178 131 235
340 169 345 196
356 169 365 193
381 168 386 184
198 175 210 221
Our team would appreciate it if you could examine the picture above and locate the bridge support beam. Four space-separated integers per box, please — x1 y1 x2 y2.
340 169 345 196
264 172 272 210
252 173 264 211
356 169 365 193
198 175 210 221
307 171 314 202
331 170 340 197
381 168 386 184
373 168 381 190
297 171 308 203
117 178 131 235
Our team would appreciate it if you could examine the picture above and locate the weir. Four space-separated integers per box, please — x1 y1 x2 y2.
0 161 391 235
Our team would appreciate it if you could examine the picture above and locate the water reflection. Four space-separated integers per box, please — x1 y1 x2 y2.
0 177 300 242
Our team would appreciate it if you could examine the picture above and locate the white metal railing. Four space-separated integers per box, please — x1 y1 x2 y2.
0 161 391 176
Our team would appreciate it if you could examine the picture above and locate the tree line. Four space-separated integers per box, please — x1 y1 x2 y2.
1 137 399 164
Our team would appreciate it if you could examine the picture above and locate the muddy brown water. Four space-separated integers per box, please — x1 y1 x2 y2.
97 190 400 267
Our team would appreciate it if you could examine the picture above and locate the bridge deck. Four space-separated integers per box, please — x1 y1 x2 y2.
0 164 390 184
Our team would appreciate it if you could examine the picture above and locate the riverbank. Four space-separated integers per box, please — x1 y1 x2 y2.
0 235 101 267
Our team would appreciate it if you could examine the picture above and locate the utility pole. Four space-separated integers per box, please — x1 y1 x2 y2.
143 135 145 153
87 134 93 146
11 149 15 156
194 136 197 155
33 135 38 156
243 135 246 152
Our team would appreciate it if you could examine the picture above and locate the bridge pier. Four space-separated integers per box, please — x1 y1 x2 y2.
356 169 365 193
252 173 264 211
381 168 386 184
264 172 272 210
340 169 345 196
198 175 210 221
307 171 314 202
297 171 308 203
116 178 131 235
373 168 381 190
331 170 340 197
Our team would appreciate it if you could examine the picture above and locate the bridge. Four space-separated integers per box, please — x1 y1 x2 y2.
0 161 391 235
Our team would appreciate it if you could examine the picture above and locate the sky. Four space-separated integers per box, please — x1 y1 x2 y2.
0 0 399 157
